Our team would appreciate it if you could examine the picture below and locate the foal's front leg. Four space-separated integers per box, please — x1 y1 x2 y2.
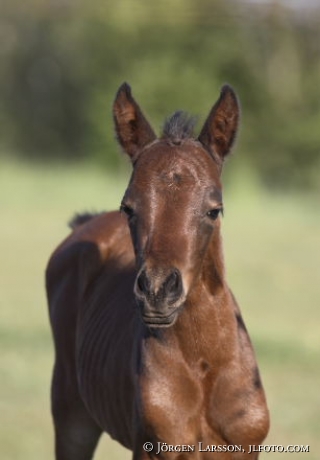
52 361 102 460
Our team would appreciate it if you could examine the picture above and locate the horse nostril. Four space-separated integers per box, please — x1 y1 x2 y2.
135 268 183 306
136 270 150 295
164 270 182 299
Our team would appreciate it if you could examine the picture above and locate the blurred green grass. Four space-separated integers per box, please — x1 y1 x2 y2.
0 157 319 459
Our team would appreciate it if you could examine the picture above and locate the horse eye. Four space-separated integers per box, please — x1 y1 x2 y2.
207 208 222 220
120 204 135 219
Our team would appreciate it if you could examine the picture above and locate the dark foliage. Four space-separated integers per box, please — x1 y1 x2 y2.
1 0 320 188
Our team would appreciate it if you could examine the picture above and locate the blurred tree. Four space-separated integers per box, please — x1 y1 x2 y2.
0 0 319 188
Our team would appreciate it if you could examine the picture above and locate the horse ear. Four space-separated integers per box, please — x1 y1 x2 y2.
198 85 240 161
113 83 156 160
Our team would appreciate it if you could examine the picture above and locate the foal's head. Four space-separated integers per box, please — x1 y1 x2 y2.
114 83 239 328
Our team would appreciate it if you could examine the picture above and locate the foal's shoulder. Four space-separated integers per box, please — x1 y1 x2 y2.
46 210 132 281
68 210 129 247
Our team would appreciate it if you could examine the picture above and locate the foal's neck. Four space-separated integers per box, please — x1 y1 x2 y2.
201 225 226 295
162 227 232 362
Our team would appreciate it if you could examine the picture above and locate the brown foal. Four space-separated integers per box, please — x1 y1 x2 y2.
46 83 269 460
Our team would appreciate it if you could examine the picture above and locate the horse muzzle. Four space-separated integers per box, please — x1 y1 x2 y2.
134 267 185 327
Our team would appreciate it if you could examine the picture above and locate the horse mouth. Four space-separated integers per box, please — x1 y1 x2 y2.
142 310 178 328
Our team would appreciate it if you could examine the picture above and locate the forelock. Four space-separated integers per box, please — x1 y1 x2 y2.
161 111 197 144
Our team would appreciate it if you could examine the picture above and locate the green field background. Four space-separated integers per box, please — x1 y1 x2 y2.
1 157 319 460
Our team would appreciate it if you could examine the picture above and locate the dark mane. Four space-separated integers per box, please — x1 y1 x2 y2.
161 111 197 144
68 211 104 230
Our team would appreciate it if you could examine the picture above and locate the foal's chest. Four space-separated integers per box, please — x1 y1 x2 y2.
138 333 267 456
138 339 217 444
